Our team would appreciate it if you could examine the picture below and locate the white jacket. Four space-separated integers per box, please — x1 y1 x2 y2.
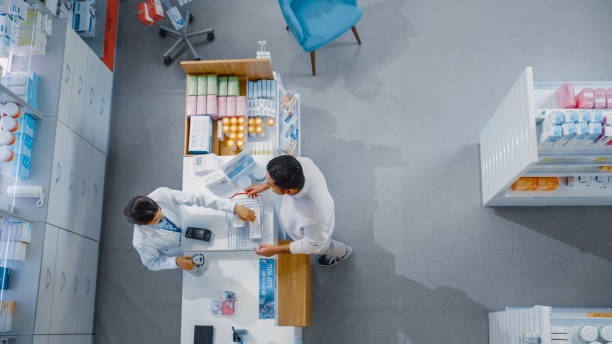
280 157 335 254
132 187 236 271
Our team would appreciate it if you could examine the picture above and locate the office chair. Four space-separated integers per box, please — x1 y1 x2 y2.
279 0 362 75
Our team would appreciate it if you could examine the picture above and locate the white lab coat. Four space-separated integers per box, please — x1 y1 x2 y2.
132 187 236 271
280 157 336 255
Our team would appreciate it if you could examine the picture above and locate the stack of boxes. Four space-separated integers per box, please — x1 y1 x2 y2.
539 109 609 148
0 0 28 57
14 9 53 55
557 83 612 109
137 0 164 26
187 75 249 154
72 0 95 38
3 72 39 108
0 217 30 261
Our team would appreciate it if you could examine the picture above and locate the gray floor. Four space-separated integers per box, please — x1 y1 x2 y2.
94 0 612 343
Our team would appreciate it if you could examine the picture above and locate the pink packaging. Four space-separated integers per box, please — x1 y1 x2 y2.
577 88 594 109
196 95 206 115
236 96 246 117
594 89 607 109
556 83 576 108
206 95 217 116
607 89 612 108
187 96 197 116
226 96 236 117
217 96 227 118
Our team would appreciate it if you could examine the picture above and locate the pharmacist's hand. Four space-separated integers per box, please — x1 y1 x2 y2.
235 205 256 222
255 244 277 257
246 183 269 197
176 256 195 271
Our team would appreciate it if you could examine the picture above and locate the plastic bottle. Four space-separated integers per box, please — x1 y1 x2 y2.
3 102 22 119
578 325 598 342
0 116 18 132
237 132 245 141
230 117 238 125
256 126 264 137
229 132 237 141
248 126 255 135
255 117 263 126
248 117 255 126
0 130 15 146
236 140 245 150
222 125 231 134
267 118 275 127
238 125 245 133
230 125 237 133
222 117 230 125
226 139 237 151
0 146 13 162
238 116 245 125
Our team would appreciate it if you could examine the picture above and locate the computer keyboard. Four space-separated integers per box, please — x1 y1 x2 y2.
194 325 213 344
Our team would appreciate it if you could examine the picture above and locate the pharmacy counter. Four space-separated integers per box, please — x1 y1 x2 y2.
180 155 302 344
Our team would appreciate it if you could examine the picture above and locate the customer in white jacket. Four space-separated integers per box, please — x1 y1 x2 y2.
125 187 255 271
246 155 352 266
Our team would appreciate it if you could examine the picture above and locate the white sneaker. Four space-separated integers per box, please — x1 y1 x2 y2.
317 246 352 266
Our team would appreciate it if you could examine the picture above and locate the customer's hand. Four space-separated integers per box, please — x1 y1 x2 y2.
245 183 269 197
235 205 256 222
255 244 278 257
176 256 195 271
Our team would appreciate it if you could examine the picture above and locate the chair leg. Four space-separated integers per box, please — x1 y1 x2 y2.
286 26 289 31
351 26 361 45
310 51 316 76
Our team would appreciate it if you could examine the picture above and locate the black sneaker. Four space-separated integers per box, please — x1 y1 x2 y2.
318 246 352 266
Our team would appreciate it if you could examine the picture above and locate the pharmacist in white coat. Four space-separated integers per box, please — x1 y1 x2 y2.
125 187 255 271
246 155 352 266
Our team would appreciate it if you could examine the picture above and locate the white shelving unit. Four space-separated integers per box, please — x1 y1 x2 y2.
0 10 113 344
480 66 612 206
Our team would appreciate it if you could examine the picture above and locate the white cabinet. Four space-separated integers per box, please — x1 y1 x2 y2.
49 229 99 335
34 225 59 335
33 335 49 344
47 122 78 232
68 35 89 137
84 148 106 241
58 27 77 123
90 52 113 154
71 136 91 237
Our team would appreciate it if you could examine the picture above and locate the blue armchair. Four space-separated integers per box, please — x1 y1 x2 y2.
279 0 362 75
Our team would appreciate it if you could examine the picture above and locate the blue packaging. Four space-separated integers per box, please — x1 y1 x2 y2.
13 133 32 158
259 259 275 319
16 113 36 138
0 267 11 289
3 153 31 179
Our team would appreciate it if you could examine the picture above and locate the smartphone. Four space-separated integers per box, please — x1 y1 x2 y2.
185 227 212 242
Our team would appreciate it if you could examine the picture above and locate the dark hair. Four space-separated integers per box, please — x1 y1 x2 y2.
267 155 305 190
124 196 159 225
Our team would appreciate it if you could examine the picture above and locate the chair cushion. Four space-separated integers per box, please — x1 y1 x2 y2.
292 0 362 52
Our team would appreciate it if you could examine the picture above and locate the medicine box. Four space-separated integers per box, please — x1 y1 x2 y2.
188 115 212 154
16 113 35 138
3 152 30 179
13 133 32 157
577 88 595 109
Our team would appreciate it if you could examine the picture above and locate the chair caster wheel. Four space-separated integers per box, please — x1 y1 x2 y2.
189 14 194 23
194 57 201 61
159 28 167 37
207 32 214 41
163 55 172 65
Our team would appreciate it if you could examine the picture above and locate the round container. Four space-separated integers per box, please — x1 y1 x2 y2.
579 326 599 342
237 132 245 140
248 117 255 125
228 132 237 140
3 102 21 118
237 117 245 125
0 146 13 162
255 117 263 126
267 118 275 127
248 126 255 134
222 117 230 125
600 326 612 341
226 139 237 151
236 140 245 150
237 125 245 133
0 130 15 146
0 116 18 132
222 125 230 133
230 117 238 125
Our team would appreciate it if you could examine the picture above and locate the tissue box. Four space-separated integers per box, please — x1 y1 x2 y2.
556 83 576 108
577 88 595 109
188 115 212 154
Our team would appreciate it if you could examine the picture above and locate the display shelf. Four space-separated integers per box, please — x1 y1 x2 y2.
0 85 43 120
479 66 612 206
